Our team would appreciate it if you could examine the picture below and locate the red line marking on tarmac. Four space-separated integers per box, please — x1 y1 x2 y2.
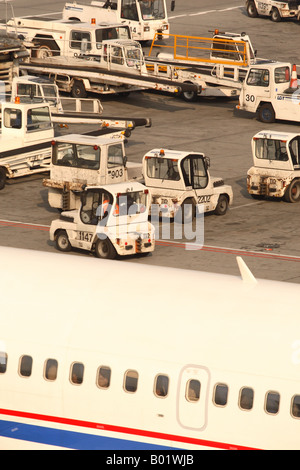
1 218 300 262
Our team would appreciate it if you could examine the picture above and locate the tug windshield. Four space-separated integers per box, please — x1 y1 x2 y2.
138 0 166 20
114 190 148 216
255 138 288 161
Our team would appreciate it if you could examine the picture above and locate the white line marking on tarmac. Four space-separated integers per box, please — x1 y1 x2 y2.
169 5 243 19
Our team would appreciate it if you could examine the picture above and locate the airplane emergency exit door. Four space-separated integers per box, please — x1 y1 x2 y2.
177 364 210 431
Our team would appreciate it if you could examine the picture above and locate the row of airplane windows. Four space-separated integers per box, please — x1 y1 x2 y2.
1 353 300 418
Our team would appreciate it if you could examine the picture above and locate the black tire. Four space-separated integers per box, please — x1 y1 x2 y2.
95 237 116 259
214 194 229 215
175 198 195 224
284 180 300 203
258 103 275 123
271 8 281 22
247 1 258 18
0 167 6 190
182 82 197 102
33 40 60 59
55 230 72 252
71 80 87 98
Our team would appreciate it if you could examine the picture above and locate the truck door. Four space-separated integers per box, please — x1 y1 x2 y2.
106 142 126 184
255 1 271 16
177 365 210 431
242 67 271 112
70 30 92 56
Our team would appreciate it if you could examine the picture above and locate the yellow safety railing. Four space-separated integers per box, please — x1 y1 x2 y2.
148 33 250 67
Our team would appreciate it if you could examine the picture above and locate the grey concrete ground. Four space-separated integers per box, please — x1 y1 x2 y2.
1 0 300 282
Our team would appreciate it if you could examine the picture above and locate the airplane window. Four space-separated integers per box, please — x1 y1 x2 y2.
213 383 228 406
44 359 58 381
265 391 280 415
186 379 201 402
239 387 254 410
291 395 300 418
97 366 111 389
154 374 169 398
70 362 84 385
124 369 138 393
0 352 7 374
19 355 33 378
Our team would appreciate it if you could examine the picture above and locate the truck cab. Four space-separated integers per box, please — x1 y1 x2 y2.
1 100 53 145
0 101 54 188
62 0 170 42
5 16 131 59
246 0 300 22
44 133 143 210
49 181 155 258
143 148 233 220
86 38 147 74
237 61 296 122
10 75 63 113
247 130 300 202
211 30 256 64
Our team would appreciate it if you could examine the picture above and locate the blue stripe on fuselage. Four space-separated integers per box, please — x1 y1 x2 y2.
0 419 172 450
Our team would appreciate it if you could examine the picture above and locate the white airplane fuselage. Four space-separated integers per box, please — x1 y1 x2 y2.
0 247 299 450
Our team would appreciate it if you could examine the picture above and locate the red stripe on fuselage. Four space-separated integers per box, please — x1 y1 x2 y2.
0 408 257 450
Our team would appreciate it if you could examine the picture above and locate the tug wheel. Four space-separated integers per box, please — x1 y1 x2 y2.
55 230 72 252
95 237 116 259
284 180 300 203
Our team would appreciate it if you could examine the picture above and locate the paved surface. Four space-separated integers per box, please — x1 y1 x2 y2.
1 0 300 283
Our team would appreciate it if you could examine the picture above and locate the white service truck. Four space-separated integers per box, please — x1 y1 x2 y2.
246 0 300 21
236 61 300 123
10 74 151 130
2 16 131 59
0 100 54 189
247 130 300 202
21 37 198 98
62 0 173 42
49 181 155 258
146 30 256 101
142 148 233 221
44 133 143 210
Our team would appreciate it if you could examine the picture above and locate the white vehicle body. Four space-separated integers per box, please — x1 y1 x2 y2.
247 130 300 202
44 133 143 210
50 181 155 258
62 0 170 42
3 16 131 59
237 61 300 123
246 0 300 21
9 74 148 130
143 148 233 219
2 247 300 449
146 31 256 101
0 101 54 189
21 38 195 98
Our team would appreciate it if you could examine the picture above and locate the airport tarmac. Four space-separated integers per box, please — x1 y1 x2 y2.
1 0 300 283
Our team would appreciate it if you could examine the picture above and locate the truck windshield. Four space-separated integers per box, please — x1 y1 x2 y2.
95 27 130 42
139 0 166 20
28 106 52 131
53 143 101 169
16 83 58 103
246 68 269 87
255 138 288 161
125 45 143 67
114 190 148 216
146 156 180 181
